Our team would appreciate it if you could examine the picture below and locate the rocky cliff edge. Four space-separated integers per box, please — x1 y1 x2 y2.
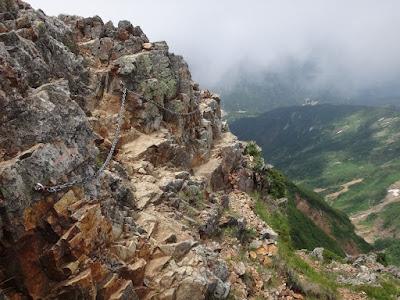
0 1 282 299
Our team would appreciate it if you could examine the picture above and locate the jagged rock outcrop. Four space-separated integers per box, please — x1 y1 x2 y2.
0 1 257 299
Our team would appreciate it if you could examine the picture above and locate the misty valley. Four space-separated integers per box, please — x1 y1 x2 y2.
229 103 400 266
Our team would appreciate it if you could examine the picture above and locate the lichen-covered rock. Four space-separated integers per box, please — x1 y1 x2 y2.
0 1 275 299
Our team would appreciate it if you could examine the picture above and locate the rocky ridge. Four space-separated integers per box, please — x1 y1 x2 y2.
0 1 285 299
1 1 400 300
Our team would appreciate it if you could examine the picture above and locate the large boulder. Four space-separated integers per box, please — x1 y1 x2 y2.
0 80 98 241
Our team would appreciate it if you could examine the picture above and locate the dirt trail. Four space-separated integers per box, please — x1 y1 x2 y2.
194 131 237 179
350 180 400 242
350 182 400 223
325 178 364 201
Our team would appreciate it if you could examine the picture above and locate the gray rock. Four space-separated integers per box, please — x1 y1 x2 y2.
276 198 288 207
101 20 116 38
158 177 184 193
220 195 230 209
0 288 9 300
159 240 198 260
249 240 263 250
1 80 90 158
235 168 254 193
198 246 231 300
199 209 220 238
353 253 378 267
237 218 247 238
109 173 136 208
260 228 279 241
210 143 243 191
0 81 100 241
220 215 239 227
360 265 368 272
357 271 377 283
311 247 325 261
175 277 207 300
388 265 400 279
175 171 190 180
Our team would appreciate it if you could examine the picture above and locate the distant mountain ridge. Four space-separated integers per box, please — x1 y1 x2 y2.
213 66 400 124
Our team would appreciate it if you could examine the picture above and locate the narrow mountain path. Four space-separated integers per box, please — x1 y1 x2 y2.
228 190 272 232
350 179 400 223
325 178 364 201
194 131 236 179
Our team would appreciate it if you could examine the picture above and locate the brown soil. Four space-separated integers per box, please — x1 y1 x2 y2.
325 178 364 201
351 180 400 243
294 195 360 255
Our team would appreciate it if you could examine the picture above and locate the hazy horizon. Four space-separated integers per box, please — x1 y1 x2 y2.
27 0 400 96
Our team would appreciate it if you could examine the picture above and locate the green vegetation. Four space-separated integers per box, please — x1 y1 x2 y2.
231 104 400 258
0 187 8 198
322 249 345 264
252 167 371 256
287 205 345 256
355 279 400 300
94 155 104 168
244 142 264 172
179 185 204 206
254 192 399 299
255 197 345 256
381 202 400 233
94 148 109 168
376 252 389 267
264 168 286 199
374 238 400 266
253 197 290 243
364 212 378 224
254 201 339 299
231 104 400 213
286 181 372 254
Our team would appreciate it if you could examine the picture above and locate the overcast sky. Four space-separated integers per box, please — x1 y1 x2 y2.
27 0 400 91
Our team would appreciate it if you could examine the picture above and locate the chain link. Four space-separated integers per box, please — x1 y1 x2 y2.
34 83 200 194
34 86 127 194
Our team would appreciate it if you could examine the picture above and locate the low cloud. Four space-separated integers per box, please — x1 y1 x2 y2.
29 0 400 93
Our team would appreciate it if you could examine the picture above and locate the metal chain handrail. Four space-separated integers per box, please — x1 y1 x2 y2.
34 85 127 194
125 88 199 116
33 82 200 194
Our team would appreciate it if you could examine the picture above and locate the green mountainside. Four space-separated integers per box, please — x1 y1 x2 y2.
247 144 371 258
231 104 400 265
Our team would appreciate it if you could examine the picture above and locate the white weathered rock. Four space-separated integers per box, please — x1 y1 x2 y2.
311 247 325 261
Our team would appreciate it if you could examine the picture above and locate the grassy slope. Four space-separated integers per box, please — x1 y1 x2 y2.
230 104 400 214
254 202 399 300
250 152 371 256
285 181 372 254
231 104 400 264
